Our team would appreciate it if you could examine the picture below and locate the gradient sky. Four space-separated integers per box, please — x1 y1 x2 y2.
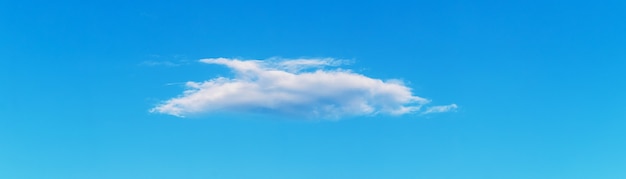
1 0 625 178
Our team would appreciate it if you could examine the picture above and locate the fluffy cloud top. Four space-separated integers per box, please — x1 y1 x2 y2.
150 58 455 119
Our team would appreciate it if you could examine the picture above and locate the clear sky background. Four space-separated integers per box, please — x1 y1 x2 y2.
1 0 625 178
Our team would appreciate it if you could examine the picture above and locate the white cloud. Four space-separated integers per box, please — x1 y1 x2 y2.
150 57 455 119
422 104 458 114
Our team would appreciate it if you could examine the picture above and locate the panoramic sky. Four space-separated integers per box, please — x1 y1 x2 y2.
1 0 625 178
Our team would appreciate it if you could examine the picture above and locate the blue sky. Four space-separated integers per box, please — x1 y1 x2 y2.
1 0 625 178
